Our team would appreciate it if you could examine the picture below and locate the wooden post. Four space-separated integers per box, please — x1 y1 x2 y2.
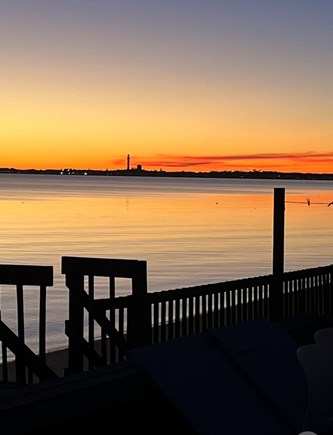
270 188 285 320
273 188 285 276
127 261 151 348
64 272 85 375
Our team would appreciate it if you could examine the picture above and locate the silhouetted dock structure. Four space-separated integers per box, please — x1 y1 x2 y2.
1 259 333 433
1 188 333 433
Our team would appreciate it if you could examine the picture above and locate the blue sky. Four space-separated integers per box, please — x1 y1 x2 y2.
1 0 332 172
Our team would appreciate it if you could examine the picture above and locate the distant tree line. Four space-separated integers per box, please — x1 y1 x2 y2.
1 167 333 181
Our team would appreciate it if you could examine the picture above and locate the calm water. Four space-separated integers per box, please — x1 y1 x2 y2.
1 174 333 352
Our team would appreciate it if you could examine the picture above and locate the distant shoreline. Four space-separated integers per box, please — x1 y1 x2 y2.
1 167 333 181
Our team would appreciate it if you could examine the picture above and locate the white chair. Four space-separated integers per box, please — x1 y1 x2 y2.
297 344 333 434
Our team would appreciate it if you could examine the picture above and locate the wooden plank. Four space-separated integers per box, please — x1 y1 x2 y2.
152 303 159 343
62 256 147 278
174 298 180 338
188 297 194 335
182 297 187 336
0 320 57 381
66 273 85 374
168 300 174 340
195 296 200 333
39 284 47 362
0 265 53 286
213 292 219 328
160 302 166 342
202 294 207 331
16 283 25 383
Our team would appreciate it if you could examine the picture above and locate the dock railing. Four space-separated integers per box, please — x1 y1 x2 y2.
62 256 150 375
282 265 333 318
0 265 58 383
1 257 332 382
62 257 333 374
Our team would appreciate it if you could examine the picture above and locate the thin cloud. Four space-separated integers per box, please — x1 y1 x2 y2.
155 152 333 162
141 152 333 168
110 151 333 171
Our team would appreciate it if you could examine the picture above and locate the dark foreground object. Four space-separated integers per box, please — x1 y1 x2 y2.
128 319 308 435
1 315 332 434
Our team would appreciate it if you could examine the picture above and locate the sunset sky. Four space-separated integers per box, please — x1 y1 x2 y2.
1 0 332 173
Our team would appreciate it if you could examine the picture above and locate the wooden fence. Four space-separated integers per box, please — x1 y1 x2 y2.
0 265 57 384
61 257 333 374
0 257 332 383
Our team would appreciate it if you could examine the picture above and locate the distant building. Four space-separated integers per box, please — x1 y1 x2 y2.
127 154 130 171
137 164 142 171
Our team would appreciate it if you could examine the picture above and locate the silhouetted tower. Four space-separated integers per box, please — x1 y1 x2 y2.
127 154 130 171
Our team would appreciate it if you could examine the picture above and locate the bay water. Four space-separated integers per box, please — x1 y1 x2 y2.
0 174 333 352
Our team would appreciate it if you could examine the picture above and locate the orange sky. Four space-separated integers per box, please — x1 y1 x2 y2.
1 0 332 173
